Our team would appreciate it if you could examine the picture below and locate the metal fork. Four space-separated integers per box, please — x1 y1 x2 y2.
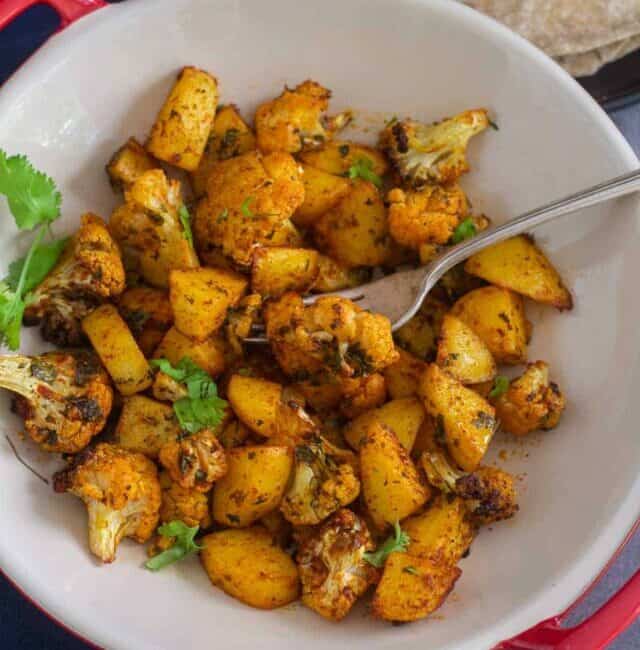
246 168 640 343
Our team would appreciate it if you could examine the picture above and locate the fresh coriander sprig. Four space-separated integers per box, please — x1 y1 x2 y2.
450 218 477 244
0 150 66 349
240 196 254 217
151 356 228 434
145 521 201 571
363 521 410 567
178 204 194 247
489 375 510 399
348 157 382 189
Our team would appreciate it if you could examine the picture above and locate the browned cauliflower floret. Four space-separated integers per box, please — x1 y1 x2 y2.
158 470 212 528
24 214 125 346
53 443 161 563
225 293 262 356
387 183 469 249
264 293 398 379
158 428 227 493
255 80 351 154
380 109 489 189
296 509 379 621
492 361 566 435
0 350 112 454
280 437 360 526
455 466 518 526
109 169 198 288
193 150 305 267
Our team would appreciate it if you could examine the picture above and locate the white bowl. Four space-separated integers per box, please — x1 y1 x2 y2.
0 1 638 648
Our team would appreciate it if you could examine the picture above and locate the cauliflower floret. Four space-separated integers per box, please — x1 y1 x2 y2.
158 470 212 528
280 437 360 526
264 293 398 379
379 109 489 189
254 80 351 154
53 443 161 563
158 428 227 493
0 351 112 454
492 361 566 435
455 466 518 526
193 151 305 267
387 184 469 249
225 293 263 356
24 214 125 346
296 508 379 621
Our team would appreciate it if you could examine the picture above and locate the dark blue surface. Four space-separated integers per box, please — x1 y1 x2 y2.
0 5 638 650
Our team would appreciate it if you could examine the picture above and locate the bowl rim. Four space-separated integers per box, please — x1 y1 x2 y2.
0 0 638 648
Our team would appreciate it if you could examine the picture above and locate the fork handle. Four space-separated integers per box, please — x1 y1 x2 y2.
432 167 640 278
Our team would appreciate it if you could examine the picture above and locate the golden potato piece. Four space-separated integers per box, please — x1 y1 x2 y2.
107 137 156 191
227 374 281 437
344 397 425 452
82 304 152 395
300 141 388 177
383 348 428 399
314 180 391 268
153 326 226 378
372 552 460 622
251 247 319 297
450 286 530 365
295 164 351 226
200 526 300 609
217 419 251 450
192 104 256 197
360 422 429 529
147 66 218 171
493 361 566 435
387 184 468 249
395 295 448 360
169 267 247 341
114 395 179 458
212 446 293 527
465 235 572 310
436 313 496 384
419 363 496 472
312 254 369 293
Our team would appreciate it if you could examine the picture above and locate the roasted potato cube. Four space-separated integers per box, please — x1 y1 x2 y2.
465 235 573 310
380 109 489 188
169 267 247 340
383 348 428 399
114 395 179 458
395 295 448 360
251 247 319 297
212 446 294 527
344 397 426 452
200 526 300 609
147 66 219 171
254 80 350 154
294 164 351 226
227 374 282 437
192 104 256 197
493 361 566 435
314 180 391 268
107 137 156 190
372 552 460 622
218 419 251 449
450 286 530 365
300 140 388 177
419 363 496 472
387 184 468 249
360 422 430 529
153 326 226 378
436 313 496 384
82 304 152 395
312 254 369 292
193 150 304 267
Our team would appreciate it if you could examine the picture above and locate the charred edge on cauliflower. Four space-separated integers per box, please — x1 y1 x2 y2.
455 467 518 525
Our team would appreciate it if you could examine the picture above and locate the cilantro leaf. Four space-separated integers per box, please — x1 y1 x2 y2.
0 150 61 230
0 284 26 350
145 520 201 571
5 237 68 294
240 196 254 217
450 218 477 244
178 204 194 247
348 157 382 189
151 357 228 434
489 375 510 399
363 521 410 567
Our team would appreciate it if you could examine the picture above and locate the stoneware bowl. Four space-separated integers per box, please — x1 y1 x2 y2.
0 1 639 648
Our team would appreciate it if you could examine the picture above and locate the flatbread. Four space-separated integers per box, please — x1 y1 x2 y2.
464 0 640 75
